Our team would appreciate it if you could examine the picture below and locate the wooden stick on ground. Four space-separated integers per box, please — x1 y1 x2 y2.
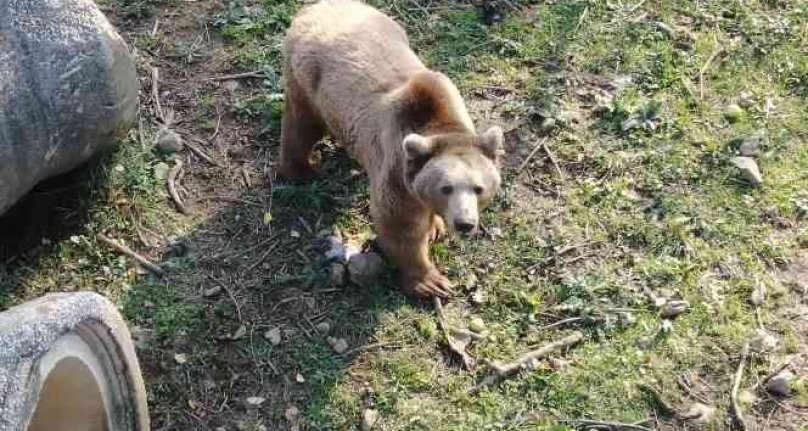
207 71 267 81
151 67 165 122
517 138 547 174
167 159 189 214
730 343 750 431
97 233 163 275
560 419 654 431
469 331 584 394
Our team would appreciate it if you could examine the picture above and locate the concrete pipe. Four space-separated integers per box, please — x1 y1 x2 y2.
0 292 149 430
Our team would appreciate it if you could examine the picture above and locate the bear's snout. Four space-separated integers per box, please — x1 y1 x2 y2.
454 219 477 235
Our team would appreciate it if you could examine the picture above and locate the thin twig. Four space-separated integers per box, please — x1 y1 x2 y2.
542 141 566 180
539 317 584 331
246 242 279 271
203 195 262 207
96 233 163 275
151 18 160 36
575 6 589 32
207 70 267 81
341 342 401 358
167 159 189 214
730 343 750 431
469 332 584 394
186 139 223 167
560 419 654 431
517 138 547 174
699 39 724 100
151 67 165 122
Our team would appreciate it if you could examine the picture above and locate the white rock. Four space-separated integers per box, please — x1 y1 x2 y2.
661 300 690 319
327 336 349 354
749 328 778 353
246 396 266 406
315 321 331 334
263 327 282 345
174 353 188 364
361 408 379 431
731 156 763 185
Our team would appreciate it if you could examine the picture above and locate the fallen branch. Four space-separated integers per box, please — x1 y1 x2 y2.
207 70 267 81
542 140 566 181
698 40 724 100
469 331 583 394
730 343 750 431
560 418 654 431
97 233 163 275
167 159 190 214
186 139 223 167
517 138 547 174
434 297 477 370
539 317 584 331
151 67 165 122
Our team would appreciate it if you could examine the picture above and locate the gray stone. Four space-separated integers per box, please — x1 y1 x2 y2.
731 156 763 185
724 104 744 122
765 370 794 397
155 128 184 153
347 252 385 287
738 135 762 157
0 0 137 215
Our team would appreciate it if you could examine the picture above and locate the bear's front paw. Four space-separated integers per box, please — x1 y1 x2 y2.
430 216 447 241
402 270 454 299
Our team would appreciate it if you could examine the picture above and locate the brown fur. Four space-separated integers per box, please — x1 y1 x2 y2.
280 0 502 299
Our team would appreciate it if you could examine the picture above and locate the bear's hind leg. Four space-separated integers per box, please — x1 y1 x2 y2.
279 76 324 181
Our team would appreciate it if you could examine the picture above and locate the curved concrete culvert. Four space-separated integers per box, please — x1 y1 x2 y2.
0 0 138 215
0 292 149 431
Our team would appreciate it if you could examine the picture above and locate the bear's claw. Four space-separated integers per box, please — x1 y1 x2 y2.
403 270 454 299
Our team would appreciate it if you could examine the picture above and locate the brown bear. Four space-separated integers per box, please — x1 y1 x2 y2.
280 0 504 299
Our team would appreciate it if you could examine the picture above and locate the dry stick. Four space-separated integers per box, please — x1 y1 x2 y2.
207 70 267 81
186 139 223 167
539 317 584 331
561 419 654 431
167 159 189 214
151 67 165 122
516 138 547 174
469 331 584 394
542 141 566 181
97 233 163 275
699 43 724 100
246 242 279 271
730 343 750 431
637 383 699 420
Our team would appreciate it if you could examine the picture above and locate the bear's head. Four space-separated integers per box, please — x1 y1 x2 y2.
403 126 504 236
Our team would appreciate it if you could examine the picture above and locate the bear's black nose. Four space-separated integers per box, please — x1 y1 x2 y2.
455 221 476 235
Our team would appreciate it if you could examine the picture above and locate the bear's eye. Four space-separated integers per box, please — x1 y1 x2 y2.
440 185 453 195
473 186 484 195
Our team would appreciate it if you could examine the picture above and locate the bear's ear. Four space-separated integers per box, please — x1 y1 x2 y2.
478 126 505 161
402 134 434 159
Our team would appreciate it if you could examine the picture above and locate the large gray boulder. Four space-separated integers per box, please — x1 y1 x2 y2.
0 0 138 215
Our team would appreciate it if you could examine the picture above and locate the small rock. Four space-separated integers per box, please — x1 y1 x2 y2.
739 135 762 157
324 236 360 262
749 328 778 353
327 336 349 354
223 80 241 92
231 325 247 341
315 321 331 335
660 320 674 333
661 300 690 319
154 162 170 180
361 408 379 431
348 252 385 287
264 327 282 345
682 403 715 424
245 396 266 406
738 91 755 109
750 283 766 306
471 289 487 304
618 312 636 327
738 390 757 405
549 357 570 370
155 128 184 153
174 353 188 364
295 373 306 383
330 263 347 286
731 156 763 185
539 117 557 132
202 285 223 298
723 104 744 122
765 370 794 397
468 317 486 333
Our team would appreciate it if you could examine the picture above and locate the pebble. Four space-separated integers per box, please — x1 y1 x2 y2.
661 300 690 319
723 104 744 122
230 325 247 341
765 370 794 397
749 328 779 353
173 353 188 364
153 162 170 180
245 396 266 406
618 312 636 327
469 317 486 333
263 327 282 345
738 91 755 109
315 321 331 334
327 336 349 354
739 135 763 157
731 156 763 185
155 128 184 153
361 408 379 431
202 286 223 298
348 252 384 287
